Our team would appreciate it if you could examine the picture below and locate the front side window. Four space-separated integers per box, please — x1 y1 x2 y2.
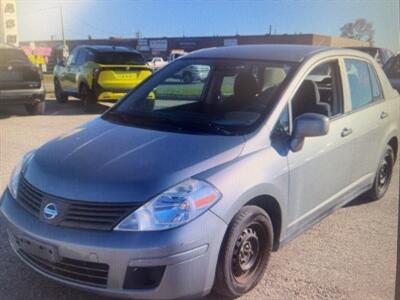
66 48 79 65
345 59 379 110
291 60 342 120
76 50 87 65
104 58 295 135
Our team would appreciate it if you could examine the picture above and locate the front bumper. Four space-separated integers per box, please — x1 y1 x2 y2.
0 86 45 105
0 190 227 299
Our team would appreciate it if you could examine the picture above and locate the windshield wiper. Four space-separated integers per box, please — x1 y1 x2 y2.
105 110 233 135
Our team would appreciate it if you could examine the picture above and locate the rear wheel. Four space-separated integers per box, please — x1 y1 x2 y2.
213 206 273 298
367 145 394 200
25 101 45 115
80 84 97 113
54 79 68 103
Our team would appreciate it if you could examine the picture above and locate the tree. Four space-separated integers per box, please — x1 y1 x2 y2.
340 18 374 44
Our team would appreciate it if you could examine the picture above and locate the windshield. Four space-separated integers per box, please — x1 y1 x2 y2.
94 51 145 65
103 58 295 135
0 49 30 66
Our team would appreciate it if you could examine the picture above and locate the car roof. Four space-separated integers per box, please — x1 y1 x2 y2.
79 45 140 54
185 44 330 62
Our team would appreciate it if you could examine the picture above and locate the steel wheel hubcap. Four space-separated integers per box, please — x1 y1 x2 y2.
378 153 391 190
232 227 260 277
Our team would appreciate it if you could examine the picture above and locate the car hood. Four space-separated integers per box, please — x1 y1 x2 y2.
24 118 245 203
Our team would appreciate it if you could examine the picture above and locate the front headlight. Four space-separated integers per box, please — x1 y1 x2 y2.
114 179 221 231
8 151 35 199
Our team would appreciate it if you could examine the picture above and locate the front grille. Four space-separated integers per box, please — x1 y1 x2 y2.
18 249 109 287
16 177 141 230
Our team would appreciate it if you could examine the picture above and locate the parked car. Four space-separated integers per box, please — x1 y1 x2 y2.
174 64 211 83
1 45 399 299
383 53 400 93
0 44 45 114
53 45 152 111
168 49 187 62
348 46 394 66
146 56 168 70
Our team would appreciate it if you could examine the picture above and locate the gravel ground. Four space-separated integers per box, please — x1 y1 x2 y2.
0 99 398 300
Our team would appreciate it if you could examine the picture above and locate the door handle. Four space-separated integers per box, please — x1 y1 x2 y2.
380 112 389 119
341 128 353 137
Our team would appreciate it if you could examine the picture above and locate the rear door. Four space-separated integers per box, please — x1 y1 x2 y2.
342 58 392 186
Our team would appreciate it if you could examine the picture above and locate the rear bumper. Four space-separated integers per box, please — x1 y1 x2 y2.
0 86 45 105
0 189 227 299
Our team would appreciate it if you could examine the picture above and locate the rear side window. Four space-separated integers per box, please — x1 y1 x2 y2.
94 52 144 65
345 59 379 110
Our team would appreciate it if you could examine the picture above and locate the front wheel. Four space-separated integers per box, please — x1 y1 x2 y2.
366 145 395 200
213 206 273 298
54 79 68 103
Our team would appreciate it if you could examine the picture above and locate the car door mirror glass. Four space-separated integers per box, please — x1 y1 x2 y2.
290 113 330 152
57 58 65 67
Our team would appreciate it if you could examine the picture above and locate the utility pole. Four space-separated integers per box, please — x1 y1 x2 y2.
59 6 68 58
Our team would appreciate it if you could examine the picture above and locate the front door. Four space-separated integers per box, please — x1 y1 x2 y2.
286 60 354 235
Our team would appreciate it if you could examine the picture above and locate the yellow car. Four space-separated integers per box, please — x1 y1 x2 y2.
53 45 152 111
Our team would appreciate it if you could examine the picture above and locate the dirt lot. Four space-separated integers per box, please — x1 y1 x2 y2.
0 99 398 300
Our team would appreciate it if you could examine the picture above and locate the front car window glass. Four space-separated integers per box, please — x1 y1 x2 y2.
104 59 295 135
76 50 87 65
345 59 374 110
66 48 79 65
292 60 342 120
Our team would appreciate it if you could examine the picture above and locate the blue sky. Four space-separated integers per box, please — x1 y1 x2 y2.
17 0 400 51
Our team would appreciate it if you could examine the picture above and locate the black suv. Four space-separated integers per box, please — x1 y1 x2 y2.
0 44 45 114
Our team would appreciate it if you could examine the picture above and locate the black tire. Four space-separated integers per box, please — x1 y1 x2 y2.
54 79 68 103
182 71 193 84
80 84 97 113
25 101 45 115
367 145 394 200
213 206 273 298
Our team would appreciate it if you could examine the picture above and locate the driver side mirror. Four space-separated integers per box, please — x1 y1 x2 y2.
290 113 330 152
57 58 65 67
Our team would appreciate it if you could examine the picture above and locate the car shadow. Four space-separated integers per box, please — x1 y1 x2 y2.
343 191 378 208
0 98 111 119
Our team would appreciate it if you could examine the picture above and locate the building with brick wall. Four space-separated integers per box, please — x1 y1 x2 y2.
0 0 18 46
